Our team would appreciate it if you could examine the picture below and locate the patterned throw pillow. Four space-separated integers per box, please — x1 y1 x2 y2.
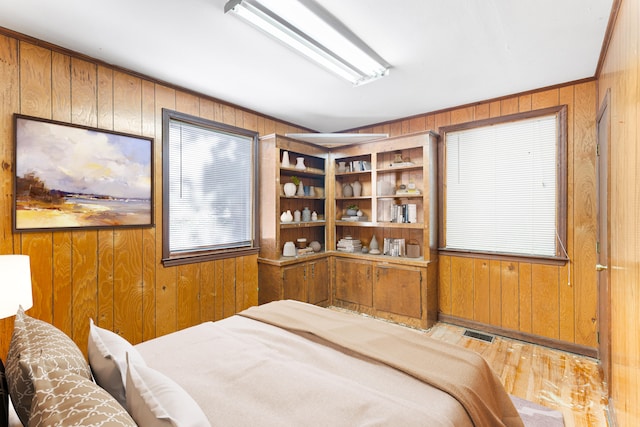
28 363 136 427
5 307 93 425
1 359 8 427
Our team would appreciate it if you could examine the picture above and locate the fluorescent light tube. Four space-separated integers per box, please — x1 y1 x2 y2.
225 0 390 85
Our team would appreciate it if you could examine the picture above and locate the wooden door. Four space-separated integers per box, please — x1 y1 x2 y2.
334 258 373 306
596 91 611 395
374 264 422 318
282 263 307 302
308 258 329 305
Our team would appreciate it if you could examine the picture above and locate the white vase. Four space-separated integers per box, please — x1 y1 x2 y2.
283 241 296 257
337 161 347 173
283 182 296 197
369 235 380 254
352 180 362 197
296 181 305 196
281 151 291 168
343 183 353 197
295 157 306 170
293 210 301 222
280 210 293 223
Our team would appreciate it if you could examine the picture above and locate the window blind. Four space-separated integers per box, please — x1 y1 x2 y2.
168 119 253 253
445 115 557 257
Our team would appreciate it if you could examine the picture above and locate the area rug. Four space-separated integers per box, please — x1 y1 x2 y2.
511 395 564 427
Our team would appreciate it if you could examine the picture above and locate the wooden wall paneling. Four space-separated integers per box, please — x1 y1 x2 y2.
222 257 236 318
434 111 451 130
141 79 156 341
113 229 144 343
153 84 177 337
222 104 236 126
69 56 100 352
71 231 98 355
240 255 259 311
52 232 72 336
408 115 426 133
531 264 560 339
97 229 114 329
97 65 114 129
531 88 559 110
559 85 576 344
489 100 501 118
214 259 225 321
176 91 199 117
500 97 519 115
450 256 473 318
50 52 73 337
177 263 201 330
112 71 144 344
235 256 245 313
52 52 71 122
22 236 53 323
573 81 598 347
200 261 217 322
113 71 142 133
518 94 532 112
96 66 115 331
20 41 54 323
473 259 491 324
500 261 519 330
450 106 474 125
518 263 532 333
489 260 502 326
0 35 18 257
474 102 490 121
438 254 452 314
20 42 52 117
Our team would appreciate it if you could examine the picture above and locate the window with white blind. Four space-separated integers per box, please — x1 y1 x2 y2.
440 106 567 259
162 109 258 265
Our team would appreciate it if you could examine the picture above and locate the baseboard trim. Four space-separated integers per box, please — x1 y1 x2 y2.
438 314 598 358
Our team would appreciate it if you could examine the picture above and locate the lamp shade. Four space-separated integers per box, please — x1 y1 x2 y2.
0 255 33 319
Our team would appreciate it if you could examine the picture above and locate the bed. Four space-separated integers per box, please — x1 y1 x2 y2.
5 300 524 427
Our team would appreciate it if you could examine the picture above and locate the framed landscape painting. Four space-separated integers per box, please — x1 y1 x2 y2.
13 114 154 232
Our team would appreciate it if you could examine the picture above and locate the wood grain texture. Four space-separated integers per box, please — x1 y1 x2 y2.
596 0 639 424
425 323 608 427
0 34 294 358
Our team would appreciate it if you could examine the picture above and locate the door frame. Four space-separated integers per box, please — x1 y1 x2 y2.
596 89 611 396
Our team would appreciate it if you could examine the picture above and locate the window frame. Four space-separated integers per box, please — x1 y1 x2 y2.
438 105 568 263
161 109 259 267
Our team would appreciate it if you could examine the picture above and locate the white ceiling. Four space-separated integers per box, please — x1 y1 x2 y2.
0 0 613 133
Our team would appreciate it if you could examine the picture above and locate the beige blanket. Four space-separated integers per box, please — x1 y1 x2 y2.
137 307 476 426
239 300 523 427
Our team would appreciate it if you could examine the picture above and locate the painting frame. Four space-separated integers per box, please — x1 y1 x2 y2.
13 114 154 232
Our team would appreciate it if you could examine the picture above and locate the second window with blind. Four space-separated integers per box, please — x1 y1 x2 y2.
439 106 567 260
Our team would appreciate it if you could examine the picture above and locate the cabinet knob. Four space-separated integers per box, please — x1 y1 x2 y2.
595 264 608 271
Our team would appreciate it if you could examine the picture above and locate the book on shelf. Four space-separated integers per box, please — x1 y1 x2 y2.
390 204 417 223
337 237 362 253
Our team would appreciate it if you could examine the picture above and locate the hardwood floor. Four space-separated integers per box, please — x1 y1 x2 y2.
424 322 610 427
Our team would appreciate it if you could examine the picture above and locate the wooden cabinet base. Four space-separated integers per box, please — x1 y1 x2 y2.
332 256 438 330
259 257 329 306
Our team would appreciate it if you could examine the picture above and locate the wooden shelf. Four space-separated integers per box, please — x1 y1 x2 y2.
280 220 326 228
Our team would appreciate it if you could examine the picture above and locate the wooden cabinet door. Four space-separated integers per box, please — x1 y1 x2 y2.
308 258 329 305
334 258 373 306
374 264 422 318
282 263 307 302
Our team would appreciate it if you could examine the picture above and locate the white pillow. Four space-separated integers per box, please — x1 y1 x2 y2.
88 319 146 408
126 356 211 427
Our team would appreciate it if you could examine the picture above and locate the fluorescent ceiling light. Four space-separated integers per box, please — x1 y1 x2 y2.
225 0 390 86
